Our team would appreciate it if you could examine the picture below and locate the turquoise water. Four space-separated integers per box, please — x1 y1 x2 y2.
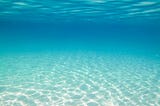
0 0 160 106
0 52 160 106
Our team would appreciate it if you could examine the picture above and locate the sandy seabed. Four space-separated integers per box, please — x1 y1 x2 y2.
0 52 159 106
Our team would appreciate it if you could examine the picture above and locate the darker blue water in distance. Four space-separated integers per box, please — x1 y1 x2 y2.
0 21 160 55
0 0 160 55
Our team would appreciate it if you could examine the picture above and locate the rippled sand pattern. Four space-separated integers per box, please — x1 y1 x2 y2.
0 52 160 106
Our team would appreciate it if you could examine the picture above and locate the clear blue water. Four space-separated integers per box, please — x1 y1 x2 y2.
0 0 160 106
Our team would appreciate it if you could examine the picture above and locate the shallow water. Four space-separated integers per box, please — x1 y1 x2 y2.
0 52 160 106
0 0 160 106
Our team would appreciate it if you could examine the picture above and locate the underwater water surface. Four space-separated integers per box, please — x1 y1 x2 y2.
0 0 160 106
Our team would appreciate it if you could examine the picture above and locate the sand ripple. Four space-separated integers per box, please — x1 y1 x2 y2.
0 52 159 106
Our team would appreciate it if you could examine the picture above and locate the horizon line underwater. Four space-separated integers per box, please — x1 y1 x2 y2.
0 0 160 106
